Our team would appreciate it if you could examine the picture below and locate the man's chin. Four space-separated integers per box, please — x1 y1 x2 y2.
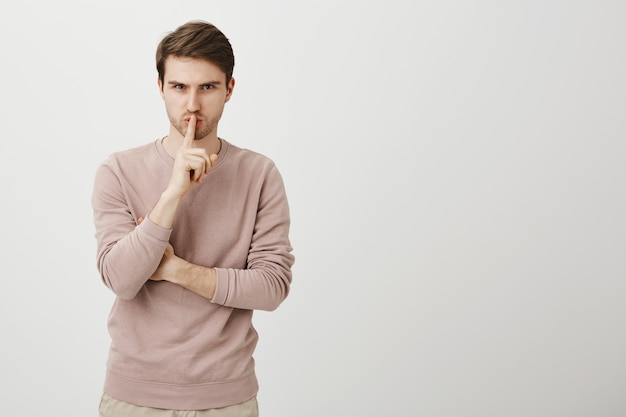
194 127 215 141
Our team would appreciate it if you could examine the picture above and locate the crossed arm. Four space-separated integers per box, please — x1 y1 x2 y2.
94 115 293 309
138 217 217 300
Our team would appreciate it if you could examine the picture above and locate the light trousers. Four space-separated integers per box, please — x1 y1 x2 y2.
98 394 259 417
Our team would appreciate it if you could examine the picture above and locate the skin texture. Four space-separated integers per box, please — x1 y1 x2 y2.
143 56 236 301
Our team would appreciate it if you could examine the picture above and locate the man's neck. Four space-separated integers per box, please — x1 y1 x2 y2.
163 131 222 158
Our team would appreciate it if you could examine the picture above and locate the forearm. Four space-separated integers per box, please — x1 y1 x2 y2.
156 254 289 310
212 262 292 311
169 262 218 301
148 190 183 229
97 218 171 299
208 164 294 311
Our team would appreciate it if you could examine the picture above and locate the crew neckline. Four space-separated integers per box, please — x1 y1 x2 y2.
154 137 230 170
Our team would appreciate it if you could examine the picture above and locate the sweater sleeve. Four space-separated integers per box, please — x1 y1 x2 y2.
92 160 171 300
212 164 295 311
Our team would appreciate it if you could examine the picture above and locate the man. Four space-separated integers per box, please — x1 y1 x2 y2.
92 20 294 416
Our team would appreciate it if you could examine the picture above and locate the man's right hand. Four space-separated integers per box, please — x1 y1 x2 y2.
147 115 218 229
167 114 213 198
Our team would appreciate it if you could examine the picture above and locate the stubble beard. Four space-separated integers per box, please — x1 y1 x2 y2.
170 113 220 141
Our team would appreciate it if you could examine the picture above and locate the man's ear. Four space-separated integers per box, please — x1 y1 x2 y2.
225 77 235 103
158 77 165 98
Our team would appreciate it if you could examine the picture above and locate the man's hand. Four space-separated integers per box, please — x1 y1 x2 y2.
149 243 186 282
167 114 215 198
149 241 216 300
136 216 215 298
137 216 188 283
147 115 218 229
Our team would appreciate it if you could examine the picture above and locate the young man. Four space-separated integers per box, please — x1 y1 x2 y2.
92 21 294 416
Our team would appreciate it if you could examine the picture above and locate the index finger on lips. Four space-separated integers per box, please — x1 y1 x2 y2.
183 115 196 148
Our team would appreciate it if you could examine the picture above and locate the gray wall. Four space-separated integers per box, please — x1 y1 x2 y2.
1 1 624 415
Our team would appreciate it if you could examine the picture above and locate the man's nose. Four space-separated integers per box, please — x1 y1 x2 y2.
186 91 200 113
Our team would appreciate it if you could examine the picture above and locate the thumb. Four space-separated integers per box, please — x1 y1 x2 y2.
209 153 219 168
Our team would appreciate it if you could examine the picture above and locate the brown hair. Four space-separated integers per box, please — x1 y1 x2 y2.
156 20 235 86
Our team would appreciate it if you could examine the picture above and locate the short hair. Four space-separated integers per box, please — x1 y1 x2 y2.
156 20 235 85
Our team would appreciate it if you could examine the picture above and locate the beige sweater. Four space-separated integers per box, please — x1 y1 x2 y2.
92 138 294 410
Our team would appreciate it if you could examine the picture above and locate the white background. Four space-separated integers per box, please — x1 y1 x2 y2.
1 1 624 416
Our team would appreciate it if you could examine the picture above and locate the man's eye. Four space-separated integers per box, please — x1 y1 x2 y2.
174 85 184 90
202 84 215 90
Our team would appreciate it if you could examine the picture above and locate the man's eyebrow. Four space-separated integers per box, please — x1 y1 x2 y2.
167 80 223 85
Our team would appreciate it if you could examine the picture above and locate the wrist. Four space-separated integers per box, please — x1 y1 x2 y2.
160 188 185 204
148 190 183 229
170 259 192 285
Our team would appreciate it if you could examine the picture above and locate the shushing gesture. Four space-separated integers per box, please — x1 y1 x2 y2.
168 115 219 198
147 115 219 229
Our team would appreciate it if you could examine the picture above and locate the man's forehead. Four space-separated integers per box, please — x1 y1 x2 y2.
164 55 219 69
163 56 226 78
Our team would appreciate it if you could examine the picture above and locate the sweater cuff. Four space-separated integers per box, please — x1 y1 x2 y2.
212 268 230 305
141 216 172 243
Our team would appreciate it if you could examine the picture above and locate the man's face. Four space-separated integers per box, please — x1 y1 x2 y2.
159 56 234 141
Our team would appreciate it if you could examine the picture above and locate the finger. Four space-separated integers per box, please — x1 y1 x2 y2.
185 155 207 182
194 151 212 175
183 115 196 148
137 216 144 225
199 159 210 181
192 165 204 182
209 154 219 172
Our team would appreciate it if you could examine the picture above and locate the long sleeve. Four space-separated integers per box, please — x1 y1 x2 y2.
92 158 171 300
212 163 294 311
